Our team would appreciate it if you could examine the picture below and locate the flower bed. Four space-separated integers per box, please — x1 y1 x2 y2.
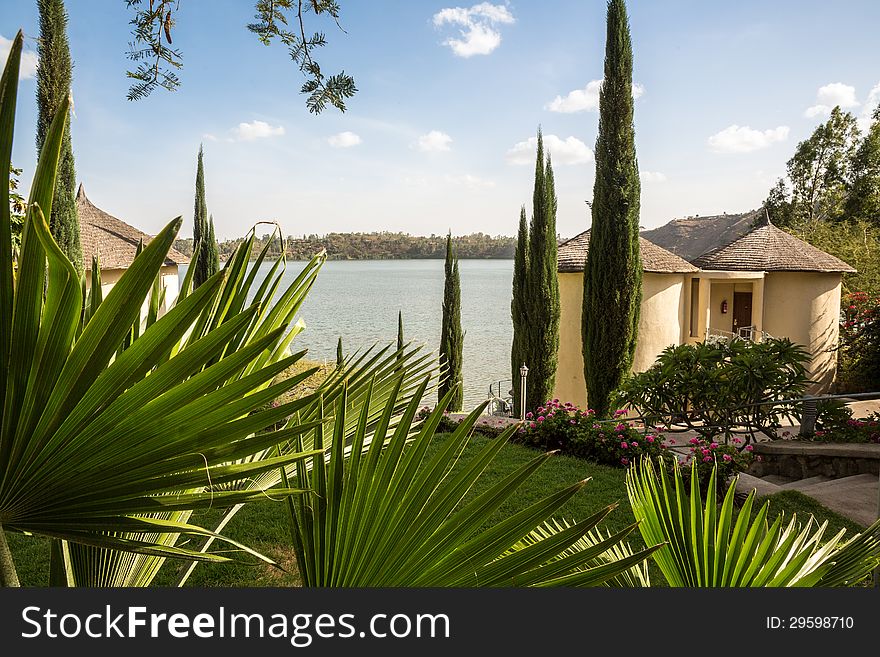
514 400 668 467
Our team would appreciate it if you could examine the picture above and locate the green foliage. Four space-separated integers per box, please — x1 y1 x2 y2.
177 231 516 261
515 399 667 468
511 206 529 415
627 458 880 586
526 132 561 412
786 219 880 296
283 387 657 586
0 37 330 585
125 1 355 111
124 0 182 100
439 232 463 411
249 0 356 113
191 146 218 288
838 291 880 392
583 0 642 418
36 0 82 273
7 167 25 252
510 130 560 415
617 338 811 443
765 104 880 232
845 105 880 223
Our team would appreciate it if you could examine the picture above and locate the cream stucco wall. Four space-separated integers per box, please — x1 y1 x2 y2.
762 271 842 392
554 272 686 407
99 264 180 318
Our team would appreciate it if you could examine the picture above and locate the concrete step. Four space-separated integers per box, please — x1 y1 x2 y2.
736 473 783 498
792 474 879 528
761 474 798 486
779 475 834 491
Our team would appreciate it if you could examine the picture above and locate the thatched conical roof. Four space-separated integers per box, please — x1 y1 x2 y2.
691 213 855 273
557 229 699 274
77 183 187 269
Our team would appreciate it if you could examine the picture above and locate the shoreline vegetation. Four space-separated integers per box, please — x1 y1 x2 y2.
174 232 517 261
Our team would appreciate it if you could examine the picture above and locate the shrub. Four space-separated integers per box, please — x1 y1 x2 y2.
812 410 880 444
617 337 811 443
679 436 756 487
515 400 668 467
839 291 880 392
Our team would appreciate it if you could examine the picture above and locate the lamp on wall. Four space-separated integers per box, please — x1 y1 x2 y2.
721 299 728 314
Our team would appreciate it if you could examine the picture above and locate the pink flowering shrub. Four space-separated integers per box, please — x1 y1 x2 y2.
516 400 667 467
811 410 880 444
679 436 756 486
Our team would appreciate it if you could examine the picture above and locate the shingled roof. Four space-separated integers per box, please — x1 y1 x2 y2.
690 213 856 273
557 230 699 274
77 184 187 269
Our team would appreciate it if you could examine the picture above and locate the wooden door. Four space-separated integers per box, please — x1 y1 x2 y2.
733 292 752 332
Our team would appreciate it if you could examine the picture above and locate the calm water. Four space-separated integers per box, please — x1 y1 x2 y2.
181 260 514 409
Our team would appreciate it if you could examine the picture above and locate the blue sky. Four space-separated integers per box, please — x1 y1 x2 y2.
3 1 880 240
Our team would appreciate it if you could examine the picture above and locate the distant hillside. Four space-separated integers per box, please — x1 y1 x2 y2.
174 231 516 261
641 209 762 260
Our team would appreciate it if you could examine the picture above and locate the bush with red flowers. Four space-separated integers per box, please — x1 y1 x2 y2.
839 291 880 392
514 400 668 467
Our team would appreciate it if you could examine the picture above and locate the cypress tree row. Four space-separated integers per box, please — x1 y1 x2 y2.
36 0 82 272
510 130 560 416
192 145 219 287
526 144 560 413
582 0 642 418
439 232 464 411
510 206 529 416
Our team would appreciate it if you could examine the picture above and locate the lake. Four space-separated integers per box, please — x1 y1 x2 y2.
180 259 514 409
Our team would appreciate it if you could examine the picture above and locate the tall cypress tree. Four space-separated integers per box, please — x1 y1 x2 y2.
439 232 463 411
582 0 642 418
36 0 82 272
396 310 404 371
207 214 220 274
526 142 560 413
510 206 529 416
192 146 219 287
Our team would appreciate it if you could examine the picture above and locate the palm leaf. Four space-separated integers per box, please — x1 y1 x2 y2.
626 457 880 586
0 42 327 586
284 381 653 587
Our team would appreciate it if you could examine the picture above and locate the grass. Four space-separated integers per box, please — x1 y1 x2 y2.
5 433 874 587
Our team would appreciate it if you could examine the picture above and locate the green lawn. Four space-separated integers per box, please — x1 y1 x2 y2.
5 433 871 587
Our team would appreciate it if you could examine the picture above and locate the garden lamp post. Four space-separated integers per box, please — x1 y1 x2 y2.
519 363 529 420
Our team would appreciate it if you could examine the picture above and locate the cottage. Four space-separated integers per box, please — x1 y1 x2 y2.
77 183 187 313
553 214 855 406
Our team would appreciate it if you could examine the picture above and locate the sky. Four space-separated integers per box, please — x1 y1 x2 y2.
3 1 880 241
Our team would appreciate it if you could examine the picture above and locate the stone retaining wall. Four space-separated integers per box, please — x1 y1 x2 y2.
748 442 880 479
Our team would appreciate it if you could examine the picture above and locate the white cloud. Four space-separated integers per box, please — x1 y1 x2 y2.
433 3 515 58
707 125 790 153
545 79 645 113
414 130 453 152
232 120 285 141
804 82 860 117
506 134 593 166
858 82 880 130
445 173 495 189
0 35 38 79
327 131 362 148
640 170 667 183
